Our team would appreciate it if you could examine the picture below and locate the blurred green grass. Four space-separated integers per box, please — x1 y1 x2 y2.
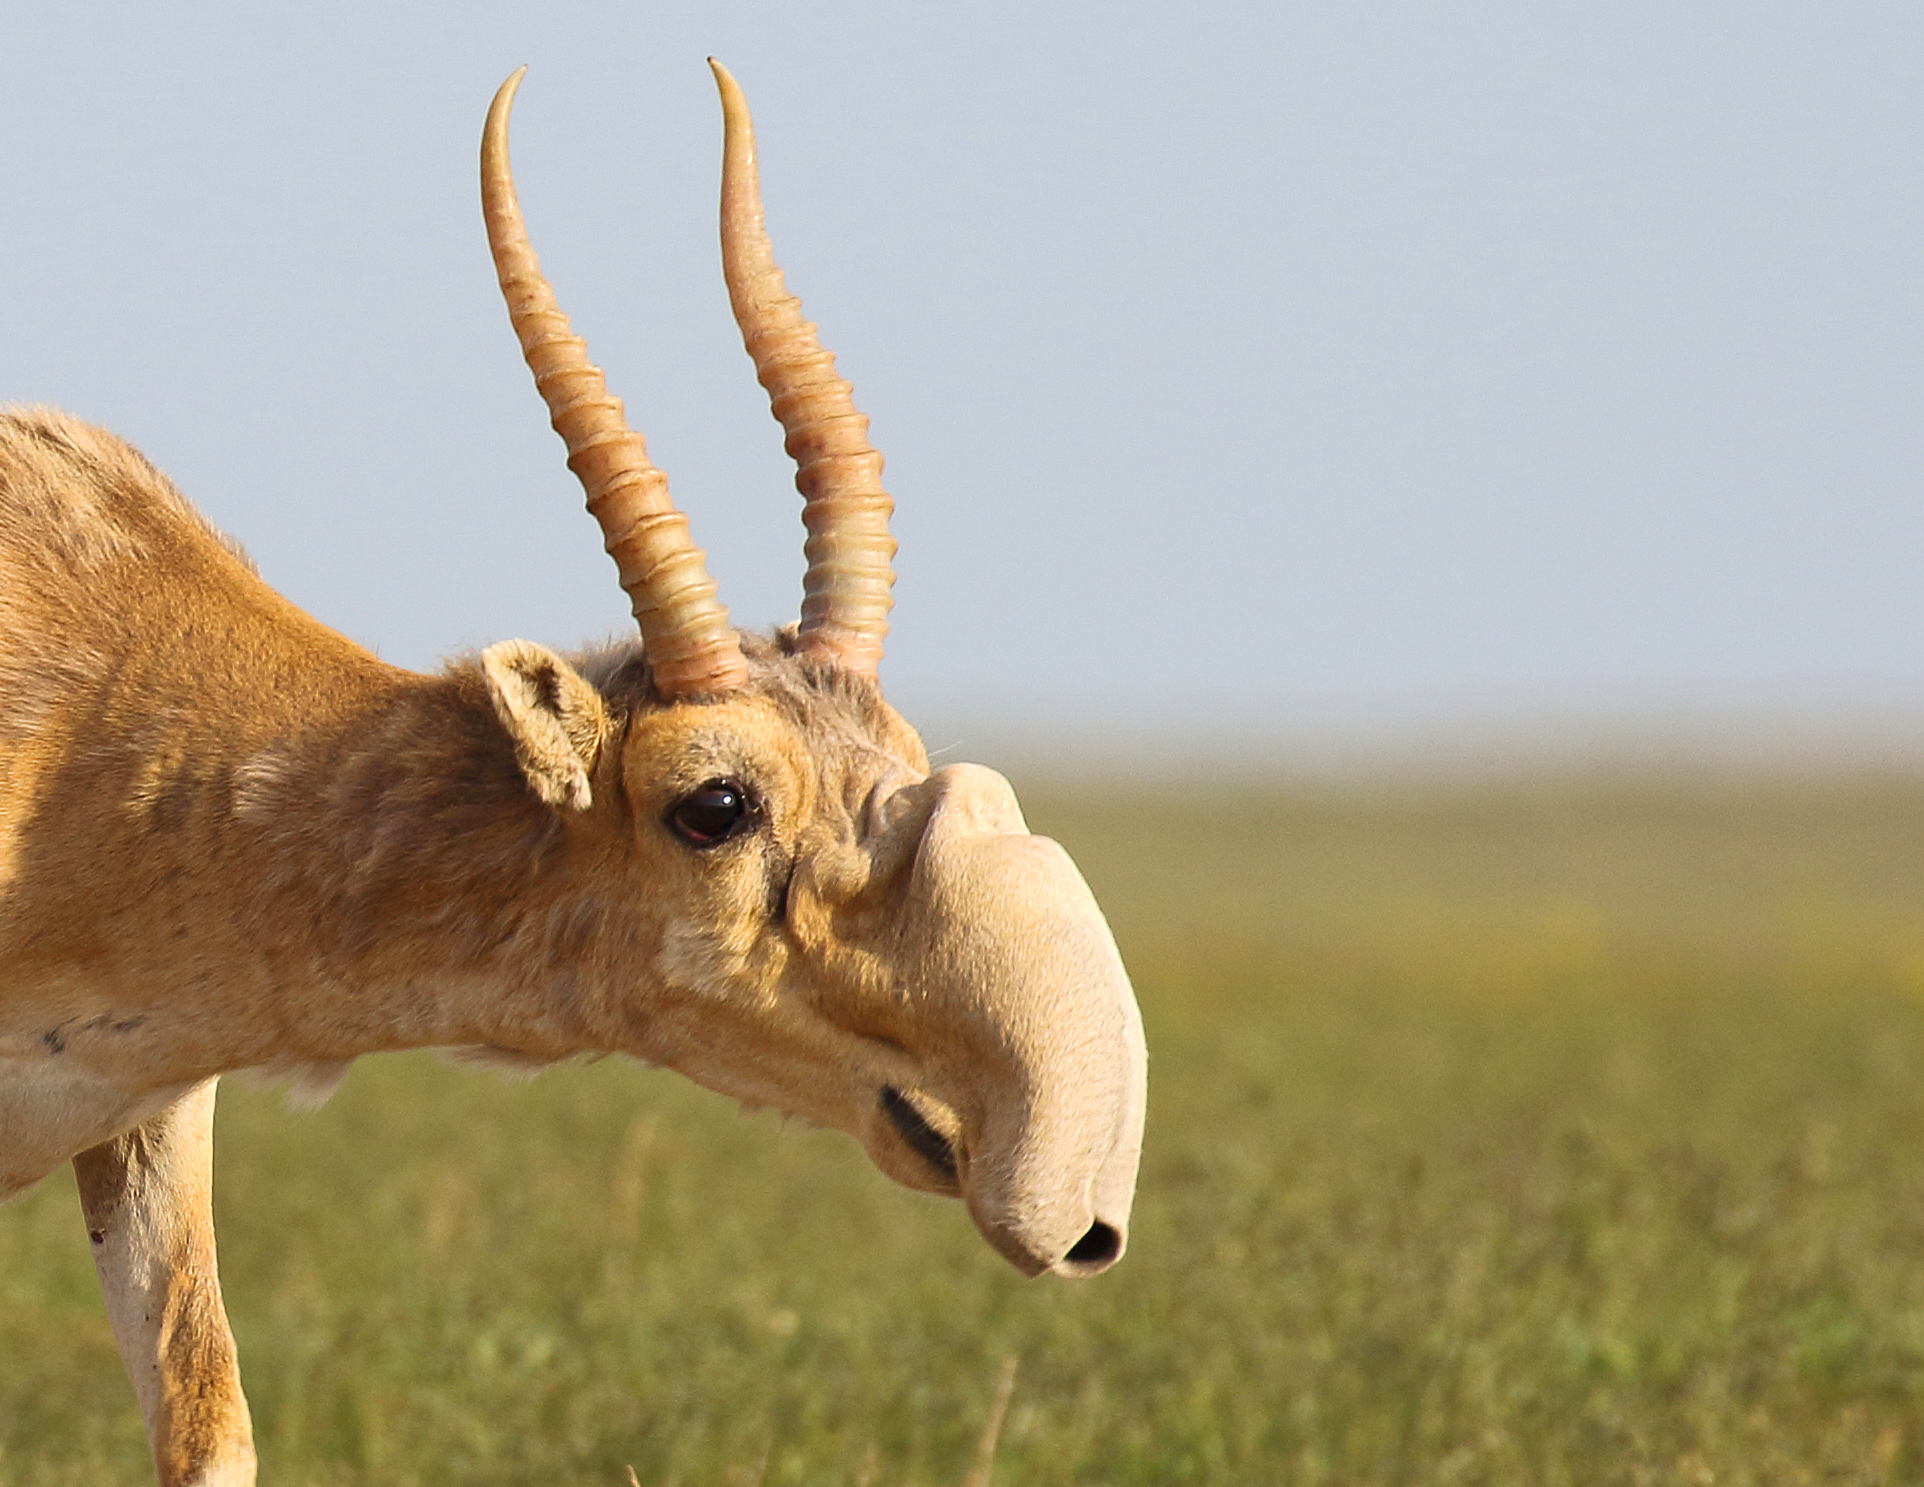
8 770 1924 1484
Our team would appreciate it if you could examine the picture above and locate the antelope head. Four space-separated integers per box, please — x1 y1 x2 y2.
477 66 1145 1277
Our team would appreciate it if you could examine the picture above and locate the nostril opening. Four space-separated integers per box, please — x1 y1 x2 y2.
1064 1220 1122 1268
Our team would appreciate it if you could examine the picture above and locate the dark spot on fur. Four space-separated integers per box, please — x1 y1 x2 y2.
88 1229 105 1246
41 1014 146 1054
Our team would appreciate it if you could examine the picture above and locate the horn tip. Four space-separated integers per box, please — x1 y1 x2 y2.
493 65 528 104
486 66 529 143
709 57 746 108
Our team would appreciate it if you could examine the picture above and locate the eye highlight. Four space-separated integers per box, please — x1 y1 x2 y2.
666 778 757 847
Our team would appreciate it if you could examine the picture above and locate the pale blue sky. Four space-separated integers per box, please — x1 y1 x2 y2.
3 2 1919 757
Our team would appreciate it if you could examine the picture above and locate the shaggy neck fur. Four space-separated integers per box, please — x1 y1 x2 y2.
4 653 659 1097
221 664 634 1070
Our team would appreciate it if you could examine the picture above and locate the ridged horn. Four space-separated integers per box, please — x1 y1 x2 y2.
710 58 895 676
482 67 748 698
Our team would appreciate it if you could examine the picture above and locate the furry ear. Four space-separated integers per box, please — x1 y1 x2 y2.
480 640 609 812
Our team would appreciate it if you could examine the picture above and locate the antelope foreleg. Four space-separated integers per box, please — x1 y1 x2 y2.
72 1078 258 1487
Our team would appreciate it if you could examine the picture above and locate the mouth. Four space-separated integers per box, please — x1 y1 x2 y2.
878 1084 959 1184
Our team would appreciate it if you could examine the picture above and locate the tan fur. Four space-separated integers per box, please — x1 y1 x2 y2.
0 407 1145 1485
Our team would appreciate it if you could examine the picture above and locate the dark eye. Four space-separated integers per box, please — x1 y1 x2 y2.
667 778 756 847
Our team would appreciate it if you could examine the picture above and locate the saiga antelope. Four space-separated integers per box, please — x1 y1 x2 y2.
0 64 1146 1486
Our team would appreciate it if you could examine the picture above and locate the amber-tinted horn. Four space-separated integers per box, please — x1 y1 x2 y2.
482 68 747 698
711 59 896 676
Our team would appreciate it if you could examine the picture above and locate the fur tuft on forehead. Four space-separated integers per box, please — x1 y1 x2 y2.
568 628 919 768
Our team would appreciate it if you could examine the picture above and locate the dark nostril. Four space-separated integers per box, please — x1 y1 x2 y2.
1064 1220 1123 1268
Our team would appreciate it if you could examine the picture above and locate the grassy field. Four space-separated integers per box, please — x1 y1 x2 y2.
7 768 1924 1484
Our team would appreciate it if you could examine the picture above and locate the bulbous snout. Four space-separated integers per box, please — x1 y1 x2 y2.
900 765 1147 1279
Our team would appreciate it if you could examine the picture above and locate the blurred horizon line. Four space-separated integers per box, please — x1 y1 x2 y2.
903 690 1924 786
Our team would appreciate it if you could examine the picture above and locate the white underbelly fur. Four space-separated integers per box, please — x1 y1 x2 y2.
0 1056 197 1198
